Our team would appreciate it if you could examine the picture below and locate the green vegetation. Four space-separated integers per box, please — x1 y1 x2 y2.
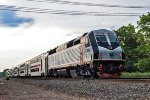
115 12 150 72
0 72 4 78
121 72 150 78
0 69 9 78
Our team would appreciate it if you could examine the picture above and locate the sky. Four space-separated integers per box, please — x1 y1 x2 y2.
0 0 150 71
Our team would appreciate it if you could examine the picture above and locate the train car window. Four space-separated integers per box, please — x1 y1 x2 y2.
74 39 80 45
49 50 53 55
20 71 24 73
31 68 39 72
49 48 57 55
67 39 74 48
53 48 56 53
14 67 17 70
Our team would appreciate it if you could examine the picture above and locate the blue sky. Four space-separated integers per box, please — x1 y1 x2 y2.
0 10 33 27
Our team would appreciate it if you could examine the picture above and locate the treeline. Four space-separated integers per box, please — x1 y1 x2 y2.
1 69 9 78
115 12 150 72
0 72 4 78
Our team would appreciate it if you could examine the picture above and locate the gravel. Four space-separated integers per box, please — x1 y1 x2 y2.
2 78 86 100
11 78 150 100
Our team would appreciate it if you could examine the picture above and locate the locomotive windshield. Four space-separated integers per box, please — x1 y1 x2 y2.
95 34 120 49
108 35 119 47
95 35 109 47
96 35 107 42
108 35 118 43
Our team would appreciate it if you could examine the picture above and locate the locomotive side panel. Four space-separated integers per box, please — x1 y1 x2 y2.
48 44 81 69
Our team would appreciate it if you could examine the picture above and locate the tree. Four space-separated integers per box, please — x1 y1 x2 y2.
115 24 137 49
137 12 150 40
135 58 150 72
115 24 139 71
115 12 150 72
2 69 9 77
135 13 150 72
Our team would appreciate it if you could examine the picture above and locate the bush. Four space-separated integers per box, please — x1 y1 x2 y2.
135 58 150 72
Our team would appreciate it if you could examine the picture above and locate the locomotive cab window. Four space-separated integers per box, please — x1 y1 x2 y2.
108 35 118 43
95 35 109 47
108 35 119 46
95 35 107 42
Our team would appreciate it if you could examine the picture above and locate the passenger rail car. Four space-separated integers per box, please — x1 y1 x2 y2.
8 29 125 78
28 52 48 77
6 69 13 77
13 67 19 77
18 63 27 77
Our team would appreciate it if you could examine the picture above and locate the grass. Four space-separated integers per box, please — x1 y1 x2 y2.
121 72 150 78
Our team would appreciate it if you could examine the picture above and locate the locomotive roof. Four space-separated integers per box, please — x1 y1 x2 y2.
92 29 117 36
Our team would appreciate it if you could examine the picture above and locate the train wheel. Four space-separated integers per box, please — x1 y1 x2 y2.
83 69 91 78
53 70 58 78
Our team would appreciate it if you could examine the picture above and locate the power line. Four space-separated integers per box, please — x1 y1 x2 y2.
0 5 143 16
0 5 142 14
26 0 150 9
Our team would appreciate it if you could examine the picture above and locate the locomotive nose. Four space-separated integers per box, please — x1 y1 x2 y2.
98 46 123 60
110 53 113 58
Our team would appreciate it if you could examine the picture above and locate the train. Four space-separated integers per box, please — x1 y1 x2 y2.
7 29 125 78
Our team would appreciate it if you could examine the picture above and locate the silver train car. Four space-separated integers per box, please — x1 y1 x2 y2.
28 52 48 77
6 69 13 77
13 67 19 77
19 63 28 77
8 29 125 78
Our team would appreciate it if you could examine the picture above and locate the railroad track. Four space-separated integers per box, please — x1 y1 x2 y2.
12 77 150 83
